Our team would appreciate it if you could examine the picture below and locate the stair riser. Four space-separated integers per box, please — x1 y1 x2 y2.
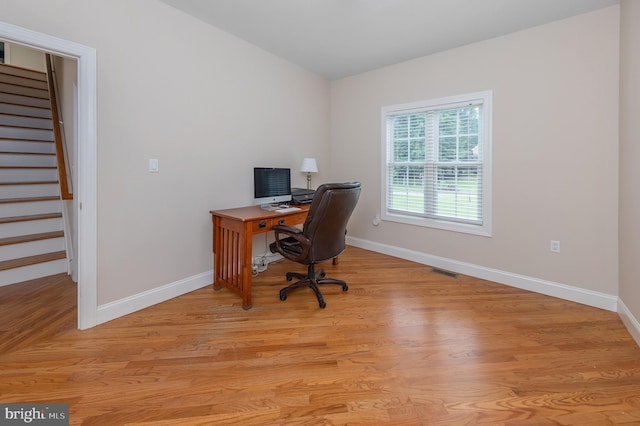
0 114 53 130
1 200 61 217
0 258 67 287
0 73 48 91
0 153 57 167
0 217 62 238
0 168 58 182
0 103 51 119
0 140 55 154
0 126 53 141
0 82 49 99
0 183 59 199
0 237 65 262
0 93 50 109
0 66 46 81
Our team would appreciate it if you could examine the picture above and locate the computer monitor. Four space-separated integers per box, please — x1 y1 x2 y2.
253 167 292 208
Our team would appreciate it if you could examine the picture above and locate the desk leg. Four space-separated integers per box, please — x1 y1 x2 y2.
212 216 253 309
212 216 223 291
241 221 253 310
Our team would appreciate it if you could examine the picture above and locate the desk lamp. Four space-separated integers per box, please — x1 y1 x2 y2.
300 158 318 190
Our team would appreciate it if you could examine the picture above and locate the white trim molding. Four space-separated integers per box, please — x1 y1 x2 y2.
0 20 98 329
347 236 618 312
618 299 640 347
96 271 213 325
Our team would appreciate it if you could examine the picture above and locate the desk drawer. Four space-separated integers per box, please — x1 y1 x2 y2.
252 219 273 233
275 212 307 227
250 212 307 233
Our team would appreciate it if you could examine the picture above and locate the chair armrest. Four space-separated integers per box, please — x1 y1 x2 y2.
272 225 311 261
272 225 302 236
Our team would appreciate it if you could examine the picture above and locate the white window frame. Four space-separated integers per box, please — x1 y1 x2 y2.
381 91 492 236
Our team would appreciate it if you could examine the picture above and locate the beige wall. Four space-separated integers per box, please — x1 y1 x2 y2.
331 7 620 296
619 0 640 334
1 0 330 304
4 42 45 71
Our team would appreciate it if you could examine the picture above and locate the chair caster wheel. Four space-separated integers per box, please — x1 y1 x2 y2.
319 301 326 309
342 284 348 291
280 292 287 301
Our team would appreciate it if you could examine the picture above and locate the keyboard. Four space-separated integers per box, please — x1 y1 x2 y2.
275 207 301 213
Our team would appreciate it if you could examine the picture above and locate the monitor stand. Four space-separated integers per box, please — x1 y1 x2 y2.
260 204 280 211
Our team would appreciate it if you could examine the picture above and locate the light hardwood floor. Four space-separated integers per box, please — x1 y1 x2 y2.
1 247 639 425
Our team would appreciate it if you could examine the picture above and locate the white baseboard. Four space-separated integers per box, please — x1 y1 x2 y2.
617 299 640 347
346 236 618 312
96 270 213 325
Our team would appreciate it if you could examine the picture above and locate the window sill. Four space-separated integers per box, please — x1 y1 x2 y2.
381 211 492 237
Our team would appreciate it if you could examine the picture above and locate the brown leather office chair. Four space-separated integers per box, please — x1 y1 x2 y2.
269 182 361 308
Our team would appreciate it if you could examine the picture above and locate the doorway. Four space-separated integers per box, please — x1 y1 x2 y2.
0 20 98 329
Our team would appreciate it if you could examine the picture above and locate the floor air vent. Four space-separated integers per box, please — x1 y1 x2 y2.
431 268 458 278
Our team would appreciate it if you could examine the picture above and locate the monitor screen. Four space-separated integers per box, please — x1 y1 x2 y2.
253 167 292 206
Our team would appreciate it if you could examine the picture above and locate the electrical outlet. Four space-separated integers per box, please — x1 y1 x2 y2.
550 240 560 253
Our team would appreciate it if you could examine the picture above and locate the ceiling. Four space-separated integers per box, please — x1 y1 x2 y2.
159 0 619 80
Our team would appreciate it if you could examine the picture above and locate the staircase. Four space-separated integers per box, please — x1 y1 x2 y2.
0 62 68 287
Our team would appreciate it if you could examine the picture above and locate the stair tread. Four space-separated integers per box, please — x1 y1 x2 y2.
0 250 66 271
0 165 57 169
0 231 64 247
0 213 62 224
0 151 55 156
0 196 59 204
0 110 52 119
0 124 53 131
0 181 58 186
0 138 54 143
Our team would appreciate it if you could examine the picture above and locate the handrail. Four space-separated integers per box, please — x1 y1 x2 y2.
45 54 72 200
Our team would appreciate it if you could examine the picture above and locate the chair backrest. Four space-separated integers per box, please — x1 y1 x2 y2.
302 182 361 262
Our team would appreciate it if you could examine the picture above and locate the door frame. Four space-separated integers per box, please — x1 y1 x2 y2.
0 21 98 329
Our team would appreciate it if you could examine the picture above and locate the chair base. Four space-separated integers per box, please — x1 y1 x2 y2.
279 264 348 308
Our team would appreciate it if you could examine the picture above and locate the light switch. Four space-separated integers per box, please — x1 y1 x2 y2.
149 159 159 173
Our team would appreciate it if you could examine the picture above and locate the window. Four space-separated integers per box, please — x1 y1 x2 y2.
381 91 492 236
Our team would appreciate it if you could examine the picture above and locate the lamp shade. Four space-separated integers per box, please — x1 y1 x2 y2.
300 158 318 173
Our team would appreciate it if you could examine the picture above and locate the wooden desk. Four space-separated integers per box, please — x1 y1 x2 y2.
209 204 310 309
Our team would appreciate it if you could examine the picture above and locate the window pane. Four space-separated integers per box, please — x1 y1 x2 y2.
389 165 425 213
410 138 425 161
394 140 408 162
439 110 457 135
459 136 480 161
439 137 457 161
394 116 408 139
458 108 471 134
460 107 479 134
410 114 425 137
435 165 481 221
